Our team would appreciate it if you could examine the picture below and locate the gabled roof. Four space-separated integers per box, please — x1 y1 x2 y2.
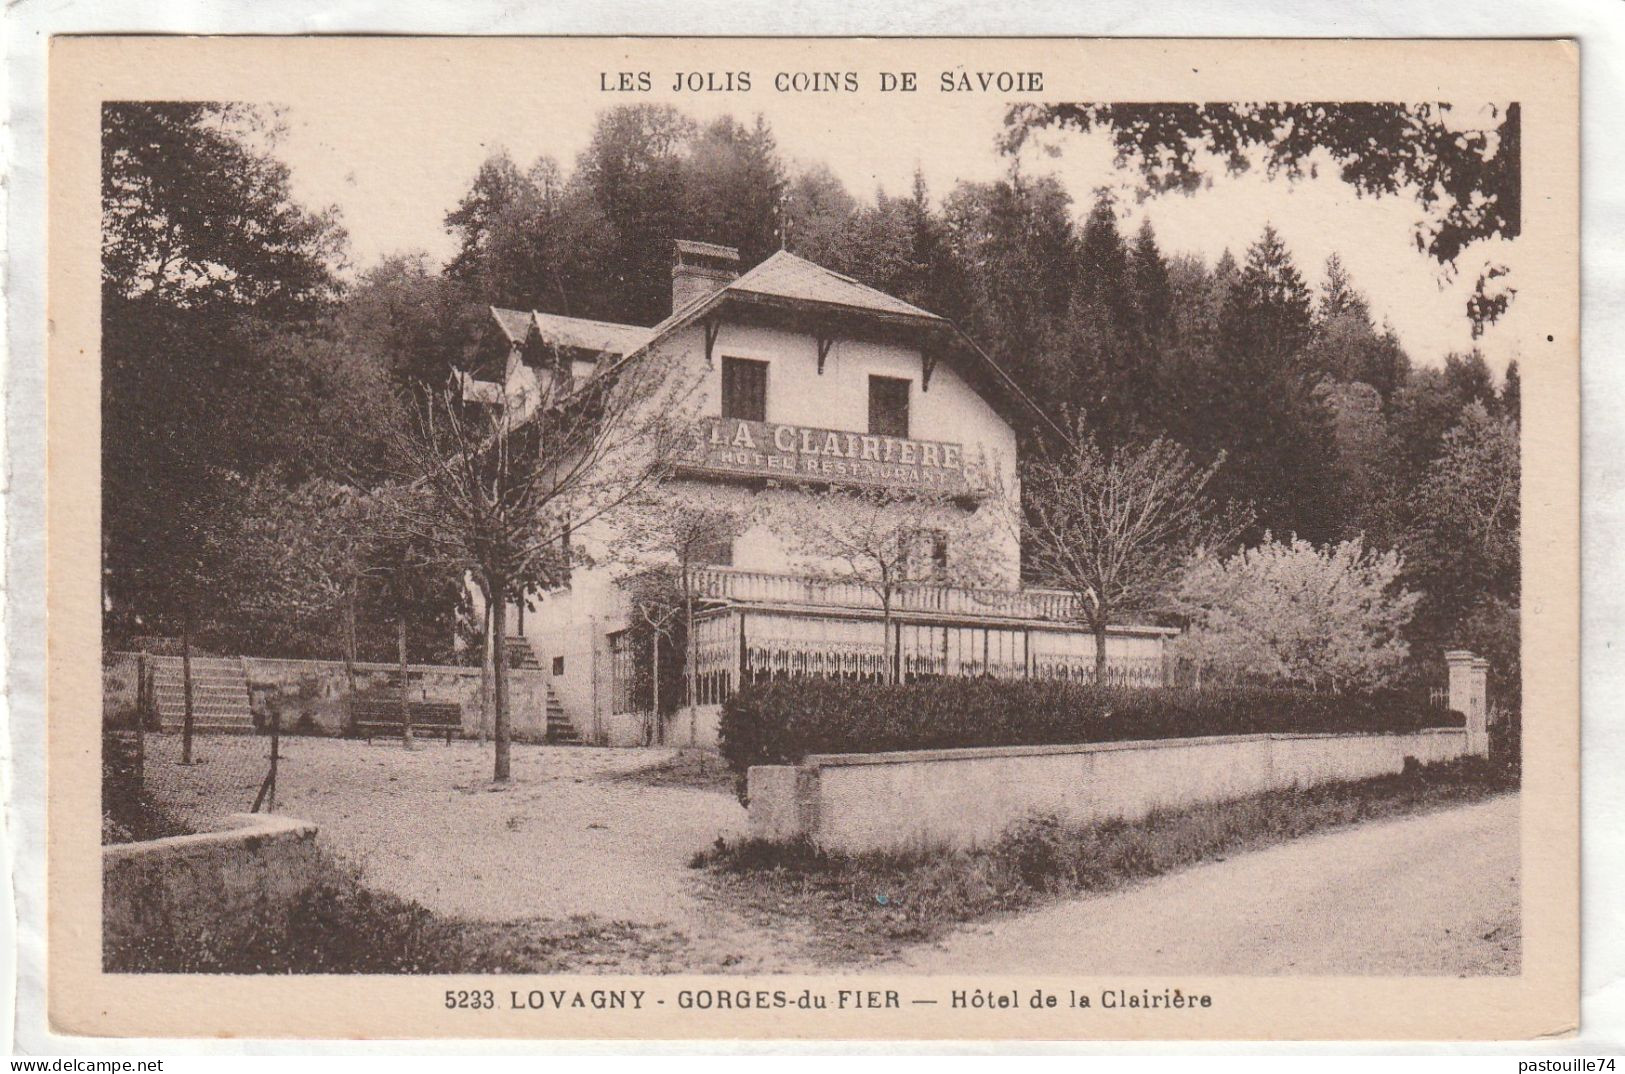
486 251 1063 442
489 306 652 358
490 307 535 347
531 312 651 356
625 251 1061 440
728 251 943 321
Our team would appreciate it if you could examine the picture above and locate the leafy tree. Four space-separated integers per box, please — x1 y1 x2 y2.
235 478 380 682
1401 403 1520 695
1385 350 1500 483
575 104 698 324
681 115 786 267
762 484 1002 683
1317 380 1395 544
1003 101 1522 332
836 170 973 321
1022 418 1249 681
1303 254 1416 400
1173 535 1421 690
470 158 615 319
367 511 465 747
102 102 344 312
101 102 345 645
339 254 487 395
942 174 1079 416
444 150 529 289
783 163 863 270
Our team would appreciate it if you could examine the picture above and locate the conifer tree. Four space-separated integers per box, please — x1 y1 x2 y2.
1211 227 1341 541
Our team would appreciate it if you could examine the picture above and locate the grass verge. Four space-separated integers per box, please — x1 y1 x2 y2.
105 851 693 974
103 732 193 845
693 756 1519 965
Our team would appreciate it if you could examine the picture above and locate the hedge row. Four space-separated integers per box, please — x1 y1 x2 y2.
718 677 1462 776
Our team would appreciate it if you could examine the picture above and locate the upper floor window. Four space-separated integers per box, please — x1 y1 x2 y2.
722 357 768 422
869 375 910 438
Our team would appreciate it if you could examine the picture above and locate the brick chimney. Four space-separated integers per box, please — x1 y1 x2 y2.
672 239 740 313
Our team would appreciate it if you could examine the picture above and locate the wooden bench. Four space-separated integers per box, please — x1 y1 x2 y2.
348 697 463 744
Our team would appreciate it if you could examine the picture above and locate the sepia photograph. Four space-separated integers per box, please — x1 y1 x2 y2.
43 35 1579 1041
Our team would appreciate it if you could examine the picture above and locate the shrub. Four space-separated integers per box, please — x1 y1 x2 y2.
718 677 1461 781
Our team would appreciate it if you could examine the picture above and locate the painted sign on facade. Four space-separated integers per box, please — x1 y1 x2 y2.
685 417 974 494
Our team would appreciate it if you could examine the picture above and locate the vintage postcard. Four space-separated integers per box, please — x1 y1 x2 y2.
48 36 1578 1040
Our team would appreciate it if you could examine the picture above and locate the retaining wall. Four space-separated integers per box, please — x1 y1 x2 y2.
103 813 320 955
241 656 551 741
748 727 1472 852
105 653 554 741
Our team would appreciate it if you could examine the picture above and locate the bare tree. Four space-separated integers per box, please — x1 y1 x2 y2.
1022 417 1250 683
388 352 694 781
763 483 1001 683
619 486 755 743
623 569 683 745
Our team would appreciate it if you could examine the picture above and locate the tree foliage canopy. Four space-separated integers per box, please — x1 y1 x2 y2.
1002 101 1521 332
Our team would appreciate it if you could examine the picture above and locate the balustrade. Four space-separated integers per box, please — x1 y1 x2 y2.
690 566 1082 623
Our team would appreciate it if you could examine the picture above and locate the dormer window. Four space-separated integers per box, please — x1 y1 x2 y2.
869 376 910 438
722 357 768 422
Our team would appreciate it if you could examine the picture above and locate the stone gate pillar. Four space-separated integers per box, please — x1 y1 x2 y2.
1445 650 1491 756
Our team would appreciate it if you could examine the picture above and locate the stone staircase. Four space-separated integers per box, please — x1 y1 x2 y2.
504 635 582 744
505 635 544 670
149 655 255 734
544 683 582 745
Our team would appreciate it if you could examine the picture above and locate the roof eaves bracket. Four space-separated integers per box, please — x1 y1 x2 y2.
816 334 834 375
703 316 722 369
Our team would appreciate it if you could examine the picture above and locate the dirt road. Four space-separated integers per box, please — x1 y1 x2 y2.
892 794 1521 976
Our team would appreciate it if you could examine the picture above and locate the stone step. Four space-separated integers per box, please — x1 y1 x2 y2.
505 636 544 670
149 657 243 668
154 705 250 721
153 715 256 731
154 682 249 697
153 679 249 693
150 654 253 727
154 725 258 736
542 683 581 744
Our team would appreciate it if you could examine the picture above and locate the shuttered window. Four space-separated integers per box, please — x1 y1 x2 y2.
721 357 769 422
869 375 910 438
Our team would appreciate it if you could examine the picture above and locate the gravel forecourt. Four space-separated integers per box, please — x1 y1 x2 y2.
142 734 813 971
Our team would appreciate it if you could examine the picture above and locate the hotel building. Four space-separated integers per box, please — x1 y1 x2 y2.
463 241 1175 746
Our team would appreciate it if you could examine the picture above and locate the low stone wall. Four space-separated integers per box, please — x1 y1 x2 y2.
103 813 320 954
241 656 560 740
106 653 554 741
748 727 1472 852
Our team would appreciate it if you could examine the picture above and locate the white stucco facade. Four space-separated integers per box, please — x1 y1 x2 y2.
464 244 1174 747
